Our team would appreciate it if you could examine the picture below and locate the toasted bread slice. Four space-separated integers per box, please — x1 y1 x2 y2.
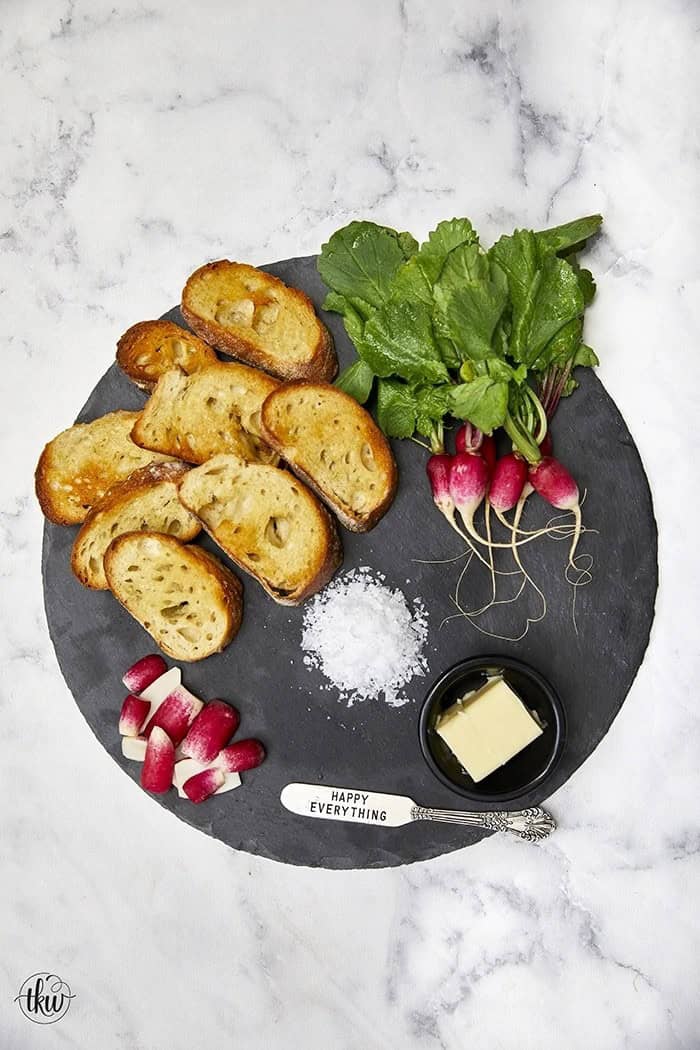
104 532 243 661
178 454 342 605
260 382 397 532
116 320 217 391
36 410 175 525
71 462 201 590
130 362 279 465
181 261 337 382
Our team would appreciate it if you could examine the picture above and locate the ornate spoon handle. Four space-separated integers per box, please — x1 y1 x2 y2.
411 805 556 841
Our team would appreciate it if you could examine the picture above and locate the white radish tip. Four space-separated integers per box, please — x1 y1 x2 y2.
121 736 148 762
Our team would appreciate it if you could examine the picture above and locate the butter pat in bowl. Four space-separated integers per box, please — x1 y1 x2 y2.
419 656 565 803
436 677 544 783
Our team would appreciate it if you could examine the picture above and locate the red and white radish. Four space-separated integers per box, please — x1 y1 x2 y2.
141 726 175 794
426 454 454 517
488 454 528 514
118 695 151 737
183 767 225 804
427 451 516 589
143 685 203 747
215 740 266 774
427 453 484 555
117 660 262 803
139 666 181 705
529 456 578 509
529 456 582 572
122 655 167 694
449 452 490 535
172 758 240 799
180 701 240 764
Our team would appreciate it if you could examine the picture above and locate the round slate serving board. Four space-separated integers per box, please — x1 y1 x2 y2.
42 256 658 869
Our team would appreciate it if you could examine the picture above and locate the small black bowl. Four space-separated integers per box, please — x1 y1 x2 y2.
419 655 566 803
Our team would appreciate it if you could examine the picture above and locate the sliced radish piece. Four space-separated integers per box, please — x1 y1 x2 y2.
139 666 182 707
144 685 203 746
215 739 266 773
118 695 151 737
183 767 225 803
172 758 240 798
121 736 148 762
141 727 175 793
180 701 240 764
122 655 167 694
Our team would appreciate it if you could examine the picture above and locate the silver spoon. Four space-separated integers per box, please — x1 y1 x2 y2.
280 783 556 842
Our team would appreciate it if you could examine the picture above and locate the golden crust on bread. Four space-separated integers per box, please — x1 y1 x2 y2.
130 363 279 465
260 382 397 532
35 411 175 525
116 320 217 391
178 454 342 605
181 261 337 382
71 461 201 589
104 531 243 661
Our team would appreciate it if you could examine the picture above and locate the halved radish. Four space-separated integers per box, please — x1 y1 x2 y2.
183 767 225 803
122 655 167 694
180 701 240 764
141 727 175 793
118 695 150 737
143 686 203 746
172 758 240 798
139 666 182 706
215 739 266 773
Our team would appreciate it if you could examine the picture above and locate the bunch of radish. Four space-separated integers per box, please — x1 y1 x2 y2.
427 424 586 637
119 655 265 803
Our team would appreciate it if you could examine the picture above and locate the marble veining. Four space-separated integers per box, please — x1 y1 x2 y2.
1 0 698 1046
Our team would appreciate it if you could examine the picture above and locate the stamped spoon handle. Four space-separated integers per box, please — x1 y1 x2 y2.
411 805 556 841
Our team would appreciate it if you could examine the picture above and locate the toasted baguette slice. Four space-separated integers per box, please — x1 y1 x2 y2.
36 411 175 525
178 454 342 605
130 362 279 465
71 462 201 589
181 261 337 382
104 532 243 661
260 382 397 532
116 319 217 391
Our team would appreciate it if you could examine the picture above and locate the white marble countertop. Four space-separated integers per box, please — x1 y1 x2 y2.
2 1 698 1046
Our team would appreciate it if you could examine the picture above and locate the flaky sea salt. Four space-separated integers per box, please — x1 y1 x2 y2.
300 567 429 708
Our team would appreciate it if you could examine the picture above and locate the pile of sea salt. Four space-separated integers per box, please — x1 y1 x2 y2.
300 567 428 708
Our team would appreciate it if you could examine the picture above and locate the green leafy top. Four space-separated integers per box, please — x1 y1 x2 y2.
318 213 602 460
317 222 415 310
